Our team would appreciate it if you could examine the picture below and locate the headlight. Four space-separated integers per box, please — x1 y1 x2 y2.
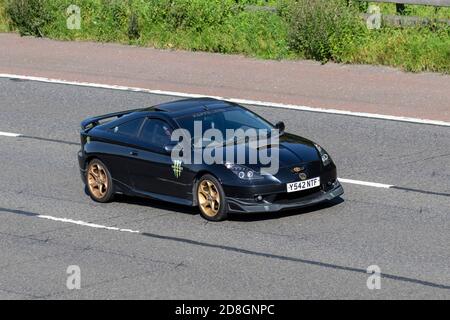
224 162 263 180
314 144 332 166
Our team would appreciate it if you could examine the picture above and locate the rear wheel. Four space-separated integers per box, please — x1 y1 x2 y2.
197 174 228 221
86 159 114 203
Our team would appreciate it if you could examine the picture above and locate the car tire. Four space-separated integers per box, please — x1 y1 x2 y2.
197 174 228 221
86 158 114 203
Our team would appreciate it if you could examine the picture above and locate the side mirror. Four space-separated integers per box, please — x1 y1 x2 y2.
275 121 285 134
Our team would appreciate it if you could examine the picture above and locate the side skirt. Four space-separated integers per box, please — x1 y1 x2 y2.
112 179 194 207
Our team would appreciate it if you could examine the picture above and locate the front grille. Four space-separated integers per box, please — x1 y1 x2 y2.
269 186 322 204
277 161 322 183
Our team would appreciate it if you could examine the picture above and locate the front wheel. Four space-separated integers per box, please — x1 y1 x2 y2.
197 174 228 221
86 159 114 203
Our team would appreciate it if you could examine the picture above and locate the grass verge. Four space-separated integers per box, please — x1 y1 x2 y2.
1 0 449 73
0 0 9 32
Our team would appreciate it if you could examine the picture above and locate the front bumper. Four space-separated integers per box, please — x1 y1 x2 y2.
226 181 344 213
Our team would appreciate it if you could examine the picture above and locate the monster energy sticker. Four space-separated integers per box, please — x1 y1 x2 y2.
172 160 183 178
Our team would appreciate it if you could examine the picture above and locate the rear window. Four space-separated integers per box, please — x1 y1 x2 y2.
112 118 144 137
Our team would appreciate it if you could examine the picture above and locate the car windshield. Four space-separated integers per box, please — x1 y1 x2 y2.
175 107 275 147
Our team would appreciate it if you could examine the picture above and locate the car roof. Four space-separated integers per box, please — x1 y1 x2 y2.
87 98 241 132
141 98 237 117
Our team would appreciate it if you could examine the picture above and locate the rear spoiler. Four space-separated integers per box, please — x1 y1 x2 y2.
80 108 141 131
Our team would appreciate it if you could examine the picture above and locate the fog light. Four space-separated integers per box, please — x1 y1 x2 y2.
256 195 263 201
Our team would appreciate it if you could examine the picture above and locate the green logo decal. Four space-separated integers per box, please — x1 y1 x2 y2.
172 160 183 178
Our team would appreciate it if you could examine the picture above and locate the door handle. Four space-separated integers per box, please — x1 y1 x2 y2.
129 150 139 156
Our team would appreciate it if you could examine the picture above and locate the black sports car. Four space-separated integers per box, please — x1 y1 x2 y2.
78 98 343 221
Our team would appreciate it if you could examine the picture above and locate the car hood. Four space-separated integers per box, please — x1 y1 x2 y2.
210 132 320 170
277 133 320 166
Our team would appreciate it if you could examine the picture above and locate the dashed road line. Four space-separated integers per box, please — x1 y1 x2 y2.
0 131 22 137
2 73 450 127
0 132 78 145
37 215 141 234
1 206 449 291
338 178 393 189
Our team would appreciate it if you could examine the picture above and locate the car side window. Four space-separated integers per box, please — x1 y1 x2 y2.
140 118 173 150
112 118 144 137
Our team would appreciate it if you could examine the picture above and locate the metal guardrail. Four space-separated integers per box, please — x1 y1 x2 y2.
369 0 450 7
362 13 450 25
244 5 276 12
245 1 450 27
246 1 450 11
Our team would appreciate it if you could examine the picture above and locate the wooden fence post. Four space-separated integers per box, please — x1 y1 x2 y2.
396 3 406 14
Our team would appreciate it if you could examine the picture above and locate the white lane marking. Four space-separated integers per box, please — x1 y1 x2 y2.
2 73 450 127
37 215 141 234
339 178 393 189
0 131 22 137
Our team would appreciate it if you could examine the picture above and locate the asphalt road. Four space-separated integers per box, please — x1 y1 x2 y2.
0 78 449 299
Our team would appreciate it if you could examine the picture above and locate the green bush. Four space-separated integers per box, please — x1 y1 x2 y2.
6 0 52 36
93 0 130 42
285 0 365 61
135 0 236 31
0 0 448 73
168 10 290 59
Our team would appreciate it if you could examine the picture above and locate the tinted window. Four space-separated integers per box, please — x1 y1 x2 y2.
140 119 173 149
112 118 143 137
176 107 274 141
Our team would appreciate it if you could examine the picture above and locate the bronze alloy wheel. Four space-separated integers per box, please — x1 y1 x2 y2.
87 162 109 200
198 179 221 217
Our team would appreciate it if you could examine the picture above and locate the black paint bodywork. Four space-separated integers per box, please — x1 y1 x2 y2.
78 98 343 213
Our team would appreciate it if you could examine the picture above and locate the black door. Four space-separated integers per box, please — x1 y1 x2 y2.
128 117 194 202
100 117 145 189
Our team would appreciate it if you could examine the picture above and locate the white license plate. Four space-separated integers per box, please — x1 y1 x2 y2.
287 177 321 193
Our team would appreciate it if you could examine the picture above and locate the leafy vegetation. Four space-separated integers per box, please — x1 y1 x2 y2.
1 0 449 73
283 0 365 62
5 0 53 36
283 0 450 72
340 26 450 73
0 0 9 32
